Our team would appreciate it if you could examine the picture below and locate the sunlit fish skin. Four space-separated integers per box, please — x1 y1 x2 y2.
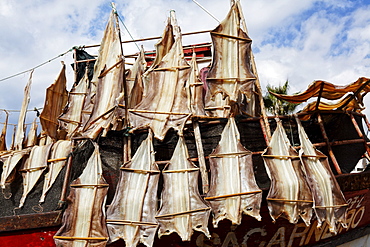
54 142 109 247
19 143 53 208
82 11 124 139
39 140 72 203
156 136 210 241
129 11 191 141
296 116 347 233
205 1 257 118
263 119 313 226
206 117 262 227
107 133 159 247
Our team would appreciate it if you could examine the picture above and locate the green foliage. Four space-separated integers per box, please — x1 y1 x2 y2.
263 80 301 115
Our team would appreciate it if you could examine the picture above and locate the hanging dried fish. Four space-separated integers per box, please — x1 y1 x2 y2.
14 70 33 150
106 133 159 247
39 140 72 203
59 71 89 139
129 12 191 140
54 142 109 247
205 117 262 226
83 10 124 139
23 117 38 148
156 136 210 241
205 1 257 118
295 115 347 233
0 149 30 190
262 119 313 226
40 63 68 140
18 143 53 207
187 52 205 116
0 110 9 152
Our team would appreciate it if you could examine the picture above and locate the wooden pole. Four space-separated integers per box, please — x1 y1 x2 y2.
317 113 342 174
58 153 73 208
350 113 370 158
192 120 209 194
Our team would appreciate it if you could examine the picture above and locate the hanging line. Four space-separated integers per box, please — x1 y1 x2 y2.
0 47 77 83
111 2 140 52
192 0 221 24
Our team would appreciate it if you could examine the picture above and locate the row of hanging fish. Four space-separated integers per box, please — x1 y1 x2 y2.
54 115 347 247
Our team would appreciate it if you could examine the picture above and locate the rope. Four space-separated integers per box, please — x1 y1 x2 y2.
192 0 220 24
111 2 140 52
0 47 77 83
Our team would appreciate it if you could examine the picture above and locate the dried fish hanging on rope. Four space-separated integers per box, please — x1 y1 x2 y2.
106 133 159 247
187 52 205 116
82 10 124 139
205 117 262 226
40 63 68 140
0 110 8 152
295 115 347 233
205 0 258 118
19 143 53 208
54 142 109 247
0 72 34 191
262 118 313 226
39 140 72 203
129 11 192 140
116 47 147 121
156 136 210 241
59 71 89 139
24 117 38 148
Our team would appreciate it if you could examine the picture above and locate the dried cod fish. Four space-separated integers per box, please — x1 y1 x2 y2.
83 10 124 139
262 119 313 226
107 133 159 247
54 142 109 247
156 136 210 241
14 70 33 150
59 71 89 139
40 63 68 140
0 149 30 190
19 143 53 208
0 110 9 151
129 12 191 140
295 116 347 233
23 117 38 148
205 1 257 117
206 118 262 227
39 140 72 203
187 52 205 116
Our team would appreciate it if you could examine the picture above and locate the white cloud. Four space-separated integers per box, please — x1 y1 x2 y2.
0 0 369 125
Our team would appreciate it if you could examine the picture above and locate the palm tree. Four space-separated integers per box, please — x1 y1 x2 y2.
263 80 301 115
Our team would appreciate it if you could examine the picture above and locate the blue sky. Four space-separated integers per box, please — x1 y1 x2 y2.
0 0 369 135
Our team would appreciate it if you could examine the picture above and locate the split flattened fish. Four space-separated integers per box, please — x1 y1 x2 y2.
39 140 72 203
23 117 38 148
14 70 33 151
0 110 9 151
187 52 205 116
156 136 210 241
262 118 313 226
40 63 68 140
206 117 262 227
82 10 124 139
205 1 257 118
0 149 30 190
54 142 109 247
107 133 159 247
129 11 191 140
19 143 53 208
295 115 347 233
59 71 89 139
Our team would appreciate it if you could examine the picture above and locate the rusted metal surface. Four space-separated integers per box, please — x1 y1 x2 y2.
0 211 62 232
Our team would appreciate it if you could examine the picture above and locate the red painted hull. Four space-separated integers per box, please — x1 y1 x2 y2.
1 184 370 247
